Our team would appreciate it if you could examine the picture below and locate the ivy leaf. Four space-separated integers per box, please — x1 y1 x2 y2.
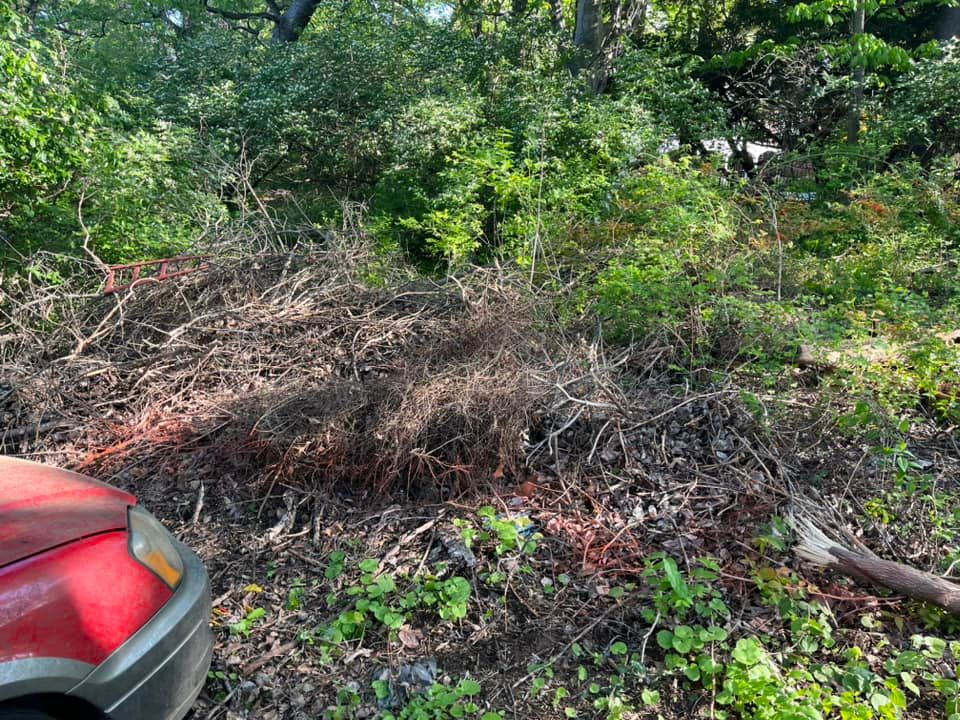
359 558 379 573
657 630 675 649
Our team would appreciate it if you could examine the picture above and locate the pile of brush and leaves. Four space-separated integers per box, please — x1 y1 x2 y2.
3 234 960 720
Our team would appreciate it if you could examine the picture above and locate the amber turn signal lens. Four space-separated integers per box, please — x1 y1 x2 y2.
128 505 185 589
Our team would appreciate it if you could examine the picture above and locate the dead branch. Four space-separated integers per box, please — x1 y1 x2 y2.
791 515 960 614
1 420 76 443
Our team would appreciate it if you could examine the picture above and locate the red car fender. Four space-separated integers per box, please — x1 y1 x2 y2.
0 531 173 666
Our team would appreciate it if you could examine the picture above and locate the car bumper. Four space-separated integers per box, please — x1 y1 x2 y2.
69 540 214 720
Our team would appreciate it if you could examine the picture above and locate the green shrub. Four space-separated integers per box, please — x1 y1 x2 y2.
0 10 91 248
82 124 224 263
583 159 747 348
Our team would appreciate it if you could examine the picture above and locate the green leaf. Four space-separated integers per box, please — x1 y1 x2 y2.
458 679 482 695
372 679 390 700
377 575 397 593
663 557 691 601
732 638 764 666
700 626 728 642
383 611 405 629
698 655 721 675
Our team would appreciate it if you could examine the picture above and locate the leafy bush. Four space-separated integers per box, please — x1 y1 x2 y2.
584 160 750 350
880 44 960 161
0 10 91 235
1 8 223 264
613 49 727 143
81 124 224 263
375 69 662 266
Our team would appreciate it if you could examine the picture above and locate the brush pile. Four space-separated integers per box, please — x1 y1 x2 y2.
2 231 786 538
9 231 954 577
8 230 950 562
2 238 539 499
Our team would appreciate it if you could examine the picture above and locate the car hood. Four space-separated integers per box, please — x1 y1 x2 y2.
0 457 134 567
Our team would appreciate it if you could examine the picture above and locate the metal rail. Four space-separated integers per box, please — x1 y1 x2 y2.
103 255 211 294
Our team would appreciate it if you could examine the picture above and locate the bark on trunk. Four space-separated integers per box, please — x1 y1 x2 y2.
846 0 865 145
573 0 601 58
792 517 960 615
573 0 606 92
272 0 322 42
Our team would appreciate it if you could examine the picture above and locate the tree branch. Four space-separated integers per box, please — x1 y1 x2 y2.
203 1 279 23
791 516 960 615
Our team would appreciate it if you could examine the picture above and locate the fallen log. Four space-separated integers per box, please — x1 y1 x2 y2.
790 515 960 615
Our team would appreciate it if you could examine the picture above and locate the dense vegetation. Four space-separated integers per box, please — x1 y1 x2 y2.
3 0 960 717
3 0 958 408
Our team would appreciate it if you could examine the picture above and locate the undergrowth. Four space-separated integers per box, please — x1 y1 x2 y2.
574 160 959 428
209 506 960 720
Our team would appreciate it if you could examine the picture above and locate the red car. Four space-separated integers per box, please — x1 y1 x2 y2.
0 457 213 719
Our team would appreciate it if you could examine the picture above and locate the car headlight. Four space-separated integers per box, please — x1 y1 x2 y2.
127 505 184 589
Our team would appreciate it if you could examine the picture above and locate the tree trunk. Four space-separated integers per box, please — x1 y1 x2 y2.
272 0 322 42
846 0 865 145
573 0 605 91
573 0 601 56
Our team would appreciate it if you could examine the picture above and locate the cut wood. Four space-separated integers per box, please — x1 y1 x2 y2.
790 515 960 615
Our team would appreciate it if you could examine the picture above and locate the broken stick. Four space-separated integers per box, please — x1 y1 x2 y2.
791 515 960 615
